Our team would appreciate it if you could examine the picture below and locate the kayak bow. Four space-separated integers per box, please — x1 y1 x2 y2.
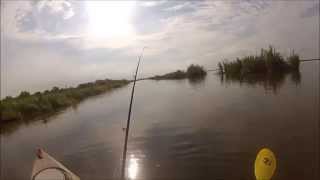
31 149 80 180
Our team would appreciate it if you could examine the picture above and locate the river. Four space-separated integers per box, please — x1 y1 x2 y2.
1 61 319 180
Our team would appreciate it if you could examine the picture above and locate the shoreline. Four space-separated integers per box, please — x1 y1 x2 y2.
0 79 130 123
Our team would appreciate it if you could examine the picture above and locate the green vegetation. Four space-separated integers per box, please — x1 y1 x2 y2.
0 79 129 122
186 64 207 78
151 70 187 80
287 51 300 71
218 46 300 77
217 46 302 94
151 64 207 80
0 64 207 123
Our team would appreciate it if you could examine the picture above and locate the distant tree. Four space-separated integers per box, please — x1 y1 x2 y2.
95 80 106 85
78 82 94 88
186 64 207 78
18 91 30 98
51 87 60 92
34 92 41 96
4 96 13 100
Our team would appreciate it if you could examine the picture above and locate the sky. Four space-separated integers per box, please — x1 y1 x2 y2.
1 0 319 97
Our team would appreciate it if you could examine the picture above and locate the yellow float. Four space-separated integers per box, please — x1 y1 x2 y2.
255 148 277 180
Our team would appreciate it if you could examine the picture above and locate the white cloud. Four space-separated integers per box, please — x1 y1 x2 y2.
37 0 74 18
139 1 166 7
133 0 319 63
1 0 32 36
164 2 191 11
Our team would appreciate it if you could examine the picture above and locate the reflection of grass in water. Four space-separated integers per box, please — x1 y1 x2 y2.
188 76 206 84
0 107 72 136
290 71 301 85
188 76 206 89
0 120 24 136
219 71 301 94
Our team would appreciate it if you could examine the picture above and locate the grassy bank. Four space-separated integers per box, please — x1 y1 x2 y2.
151 64 207 80
0 79 129 123
217 46 300 76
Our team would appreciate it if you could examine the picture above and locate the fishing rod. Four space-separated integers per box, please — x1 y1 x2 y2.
300 58 320 62
120 47 146 180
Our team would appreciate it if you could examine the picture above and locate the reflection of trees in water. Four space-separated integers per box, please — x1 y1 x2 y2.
0 120 25 136
0 113 58 136
290 70 301 85
1 119 37 136
187 76 206 89
219 71 301 94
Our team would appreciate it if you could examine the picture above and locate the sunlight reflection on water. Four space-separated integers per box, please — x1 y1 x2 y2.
128 154 139 179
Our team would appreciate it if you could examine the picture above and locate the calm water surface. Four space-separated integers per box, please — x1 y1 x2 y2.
1 62 319 180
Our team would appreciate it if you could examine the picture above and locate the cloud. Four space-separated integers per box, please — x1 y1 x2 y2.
36 0 74 19
1 36 138 97
14 0 85 36
133 1 201 35
300 2 319 18
138 1 167 7
133 0 318 61
1 0 319 97
164 2 192 11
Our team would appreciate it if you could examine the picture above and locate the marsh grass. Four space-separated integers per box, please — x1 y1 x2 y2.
218 46 300 77
0 79 129 122
218 46 302 93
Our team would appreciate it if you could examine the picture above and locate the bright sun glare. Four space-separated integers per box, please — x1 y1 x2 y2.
128 155 139 179
85 1 136 39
